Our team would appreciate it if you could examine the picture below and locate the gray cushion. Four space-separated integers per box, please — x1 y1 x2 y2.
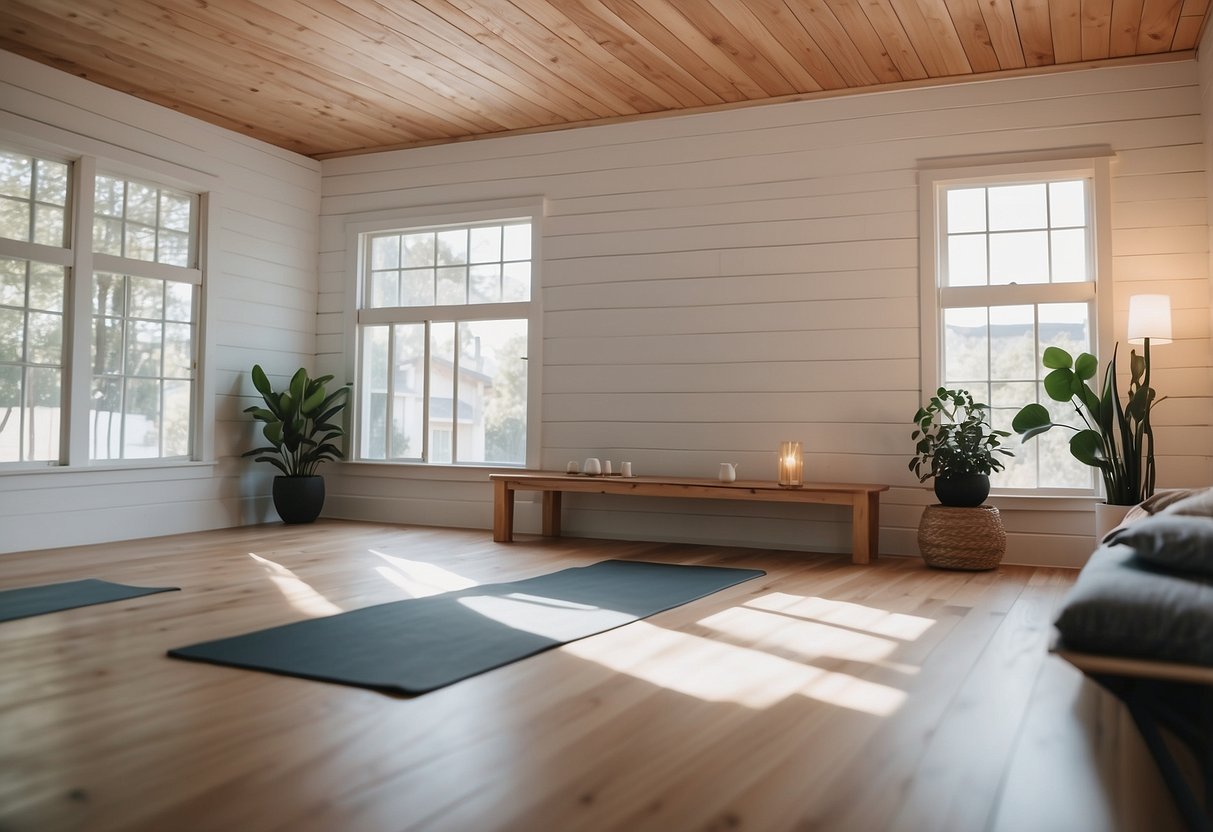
1161 487 1213 518
1054 543 1213 666
1105 515 1213 576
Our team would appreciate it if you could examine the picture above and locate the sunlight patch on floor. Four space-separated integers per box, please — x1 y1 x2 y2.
696 606 899 663
564 620 906 715
247 552 342 616
458 593 633 640
745 593 935 640
368 550 478 597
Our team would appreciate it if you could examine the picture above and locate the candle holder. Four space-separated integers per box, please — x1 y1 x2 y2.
778 441 803 487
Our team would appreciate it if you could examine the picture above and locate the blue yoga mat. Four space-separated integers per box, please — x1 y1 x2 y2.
169 559 764 694
0 579 179 623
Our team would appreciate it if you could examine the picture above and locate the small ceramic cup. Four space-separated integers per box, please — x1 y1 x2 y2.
583 458 602 476
566 460 580 474
603 460 613 475
621 462 633 477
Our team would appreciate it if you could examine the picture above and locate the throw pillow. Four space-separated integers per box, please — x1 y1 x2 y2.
1161 487 1213 518
1106 515 1213 576
1139 488 1205 515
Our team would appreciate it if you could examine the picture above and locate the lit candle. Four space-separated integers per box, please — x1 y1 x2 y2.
778 441 803 488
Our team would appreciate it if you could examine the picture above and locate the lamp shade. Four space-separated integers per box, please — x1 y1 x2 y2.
1127 294 1172 345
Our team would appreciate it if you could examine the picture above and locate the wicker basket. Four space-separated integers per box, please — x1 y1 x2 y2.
917 504 1006 571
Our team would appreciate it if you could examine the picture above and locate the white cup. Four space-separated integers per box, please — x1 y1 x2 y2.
566 460 579 474
583 457 601 476
621 462 633 477
603 460 613 475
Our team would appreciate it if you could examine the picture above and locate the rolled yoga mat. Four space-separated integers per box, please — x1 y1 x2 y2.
0 579 179 623
169 559 765 694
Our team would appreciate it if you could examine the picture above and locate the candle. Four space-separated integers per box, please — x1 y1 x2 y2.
778 441 803 487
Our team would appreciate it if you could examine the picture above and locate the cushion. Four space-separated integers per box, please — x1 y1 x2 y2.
1106 515 1213 576
1161 487 1213 518
1139 488 1205 515
1055 543 1213 666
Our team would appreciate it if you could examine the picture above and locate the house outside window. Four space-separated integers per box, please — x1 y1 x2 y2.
0 146 205 467
919 154 1113 494
354 211 539 467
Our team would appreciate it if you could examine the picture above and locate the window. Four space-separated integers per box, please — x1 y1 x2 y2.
0 146 205 468
355 216 537 466
921 155 1112 493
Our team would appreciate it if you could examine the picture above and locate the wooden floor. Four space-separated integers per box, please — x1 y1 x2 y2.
0 520 1185 831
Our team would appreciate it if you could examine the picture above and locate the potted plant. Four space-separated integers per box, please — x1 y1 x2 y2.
244 364 349 524
910 388 1013 507
1011 344 1163 526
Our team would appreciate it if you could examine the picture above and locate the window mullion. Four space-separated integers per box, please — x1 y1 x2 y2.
451 323 460 464
65 155 96 466
421 321 431 462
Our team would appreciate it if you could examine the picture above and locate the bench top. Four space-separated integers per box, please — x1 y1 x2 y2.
490 472 888 496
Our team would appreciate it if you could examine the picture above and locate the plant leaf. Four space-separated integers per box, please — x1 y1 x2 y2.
251 364 273 399
1042 346 1073 370
1011 403 1051 434
1070 430 1108 468
1043 368 1075 402
1074 353 1098 381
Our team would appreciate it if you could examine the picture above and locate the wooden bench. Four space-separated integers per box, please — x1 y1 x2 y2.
489 473 889 564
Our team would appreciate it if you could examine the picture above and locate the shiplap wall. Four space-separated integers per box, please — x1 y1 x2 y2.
320 59 1212 568
1202 26 1213 384
0 52 321 553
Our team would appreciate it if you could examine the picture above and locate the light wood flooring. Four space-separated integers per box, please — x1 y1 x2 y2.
0 520 1185 831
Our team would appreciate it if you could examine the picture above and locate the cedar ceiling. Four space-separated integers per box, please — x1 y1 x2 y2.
0 0 1208 159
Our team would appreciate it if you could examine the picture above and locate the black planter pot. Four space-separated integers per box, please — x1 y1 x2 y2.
273 475 326 524
934 474 990 508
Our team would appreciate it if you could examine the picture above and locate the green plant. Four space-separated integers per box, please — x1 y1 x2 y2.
910 388 1013 482
243 365 349 477
1011 344 1163 505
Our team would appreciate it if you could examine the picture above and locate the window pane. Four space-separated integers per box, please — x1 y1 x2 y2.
503 223 531 261
370 270 399 308
503 262 530 302
163 379 191 457
989 305 1034 381
165 282 193 323
0 154 31 199
943 307 987 383
90 377 123 460
160 192 192 232
124 223 157 261
94 176 124 217
127 276 164 320
1050 228 1087 283
92 316 124 376
158 229 191 267
35 160 69 206
26 312 62 365
24 366 61 462
94 273 125 316
1049 180 1086 227
435 229 466 265
127 320 163 377
123 378 160 458
429 322 455 463
400 268 434 306
469 264 501 303
371 235 400 270
0 196 30 242
0 257 24 305
33 204 64 246
469 226 501 263
29 262 64 312
403 232 436 267
93 217 123 255
126 182 158 225
390 324 424 459
436 266 466 305
988 183 1047 231
989 231 1048 284
457 319 527 465
0 308 23 362
359 326 389 460
0 365 21 462
946 188 985 233
164 322 193 379
946 234 986 287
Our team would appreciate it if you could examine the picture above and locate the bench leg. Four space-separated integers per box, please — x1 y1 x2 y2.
542 491 562 537
493 479 514 543
851 492 880 565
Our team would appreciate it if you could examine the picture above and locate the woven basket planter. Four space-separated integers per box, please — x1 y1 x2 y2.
917 504 1006 571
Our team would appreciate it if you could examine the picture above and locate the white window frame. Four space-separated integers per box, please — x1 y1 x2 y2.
918 150 1114 497
0 133 217 472
344 197 544 470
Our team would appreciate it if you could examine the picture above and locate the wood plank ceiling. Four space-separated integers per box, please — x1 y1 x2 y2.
0 0 1208 159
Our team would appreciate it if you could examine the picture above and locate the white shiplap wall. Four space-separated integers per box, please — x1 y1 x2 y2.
0 52 321 553
320 60 1213 568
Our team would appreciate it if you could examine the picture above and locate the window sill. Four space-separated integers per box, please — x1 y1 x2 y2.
987 492 1100 512
0 459 217 482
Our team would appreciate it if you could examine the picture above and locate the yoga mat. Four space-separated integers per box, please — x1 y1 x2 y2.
169 559 764 694
0 579 179 623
